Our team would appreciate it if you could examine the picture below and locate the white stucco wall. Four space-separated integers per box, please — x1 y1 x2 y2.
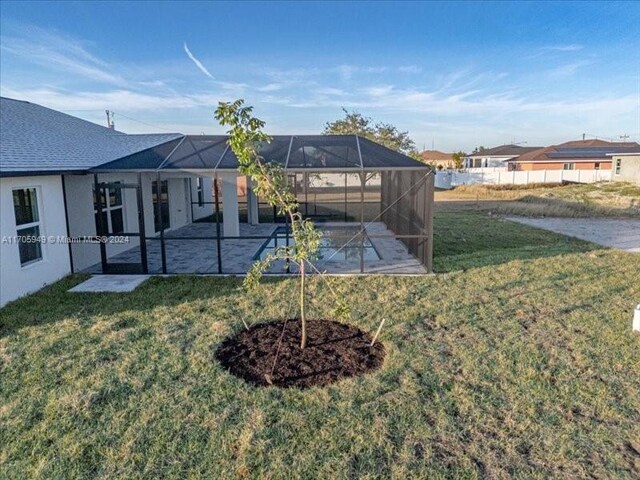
0 172 214 304
612 155 640 184
0 175 71 307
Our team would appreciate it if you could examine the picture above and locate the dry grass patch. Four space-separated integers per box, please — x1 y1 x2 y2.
436 181 640 218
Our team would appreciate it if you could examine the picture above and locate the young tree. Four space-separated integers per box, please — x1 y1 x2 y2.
215 100 321 349
452 151 466 169
323 108 417 156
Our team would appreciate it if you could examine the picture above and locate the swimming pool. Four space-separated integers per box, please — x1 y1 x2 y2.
254 226 380 262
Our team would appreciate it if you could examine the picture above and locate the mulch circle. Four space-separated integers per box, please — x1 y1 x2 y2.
215 319 386 389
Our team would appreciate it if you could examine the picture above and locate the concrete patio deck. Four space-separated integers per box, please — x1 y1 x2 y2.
69 275 150 293
86 222 427 274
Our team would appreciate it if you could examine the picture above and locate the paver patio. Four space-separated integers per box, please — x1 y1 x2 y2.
86 222 427 274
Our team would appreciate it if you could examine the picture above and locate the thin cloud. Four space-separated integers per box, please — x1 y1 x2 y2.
315 87 347 96
548 60 592 77
0 29 126 86
256 83 284 92
335 64 387 80
183 42 214 79
542 44 584 52
398 65 422 74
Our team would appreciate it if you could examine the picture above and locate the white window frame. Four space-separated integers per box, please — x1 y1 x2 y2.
94 181 125 234
615 158 622 175
12 186 44 267
563 163 575 171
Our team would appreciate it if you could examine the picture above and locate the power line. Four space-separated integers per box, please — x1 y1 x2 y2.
62 108 181 133
112 112 178 132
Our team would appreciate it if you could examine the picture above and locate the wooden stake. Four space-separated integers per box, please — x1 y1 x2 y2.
370 318 386 347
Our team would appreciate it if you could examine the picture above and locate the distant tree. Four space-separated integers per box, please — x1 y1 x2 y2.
323 109 417 156
472 146 486 154
452 151 466 169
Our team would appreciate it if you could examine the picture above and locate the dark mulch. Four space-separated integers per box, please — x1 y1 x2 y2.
215 319 385 388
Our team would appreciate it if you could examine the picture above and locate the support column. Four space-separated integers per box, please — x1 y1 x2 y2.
246 176 259 226
220 172 240 237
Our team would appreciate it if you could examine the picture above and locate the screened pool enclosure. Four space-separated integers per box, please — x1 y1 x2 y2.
85 135 434 275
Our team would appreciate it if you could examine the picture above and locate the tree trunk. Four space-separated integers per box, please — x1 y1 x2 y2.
300 261 307 349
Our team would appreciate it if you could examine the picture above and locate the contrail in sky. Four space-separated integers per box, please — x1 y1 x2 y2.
183 42 214 79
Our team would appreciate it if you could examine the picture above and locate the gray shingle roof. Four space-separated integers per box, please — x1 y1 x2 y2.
0 97 181 175
467 144 542 158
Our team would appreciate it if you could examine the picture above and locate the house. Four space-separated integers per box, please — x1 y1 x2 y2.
508 139 640 171
0 97 434 306
464 144 541 168
0 97 214 306
609 152 640 184
420 150 454 169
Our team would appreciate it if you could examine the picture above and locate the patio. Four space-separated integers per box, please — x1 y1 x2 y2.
87 134 435 275
86 221 427 274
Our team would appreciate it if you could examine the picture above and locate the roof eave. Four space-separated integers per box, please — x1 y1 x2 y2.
0 169 89 178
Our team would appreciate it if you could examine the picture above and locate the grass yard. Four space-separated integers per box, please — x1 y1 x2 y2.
435 181 640 218
2 211 640 478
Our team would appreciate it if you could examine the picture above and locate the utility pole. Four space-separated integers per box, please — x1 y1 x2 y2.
105 110 115 130
619 134 630 143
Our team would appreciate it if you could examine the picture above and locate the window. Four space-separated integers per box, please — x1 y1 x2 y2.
563 163 575 171
94 181 124 234
615 158 622 175
153 180 170 232
196 177 204 207
594 162 601 170
13 188 43 266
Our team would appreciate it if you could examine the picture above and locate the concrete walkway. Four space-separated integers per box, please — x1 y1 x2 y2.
506 217 640 253
69 275 150 293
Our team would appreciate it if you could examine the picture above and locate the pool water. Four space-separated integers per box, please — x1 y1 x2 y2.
255 226 380 262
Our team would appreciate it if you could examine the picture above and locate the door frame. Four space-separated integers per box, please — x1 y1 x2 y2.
94 173 148 274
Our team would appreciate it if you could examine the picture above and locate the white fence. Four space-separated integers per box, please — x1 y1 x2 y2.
435 168 612 189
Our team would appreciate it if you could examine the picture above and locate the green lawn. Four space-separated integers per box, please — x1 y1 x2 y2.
433 211 595 272
2 211 640 478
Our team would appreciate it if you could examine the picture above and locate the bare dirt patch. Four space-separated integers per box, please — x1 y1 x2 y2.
215 319 385 388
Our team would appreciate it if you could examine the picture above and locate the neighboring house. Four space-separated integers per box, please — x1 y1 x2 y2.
609 152 640 184
508 139 640 171
464 144 541 168
0 97 213 306
420 150 454 169
1 97 434 306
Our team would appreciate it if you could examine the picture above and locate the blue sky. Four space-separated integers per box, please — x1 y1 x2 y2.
1 1 639 151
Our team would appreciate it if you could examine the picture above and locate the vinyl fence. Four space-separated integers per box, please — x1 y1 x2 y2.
435 168 612 189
